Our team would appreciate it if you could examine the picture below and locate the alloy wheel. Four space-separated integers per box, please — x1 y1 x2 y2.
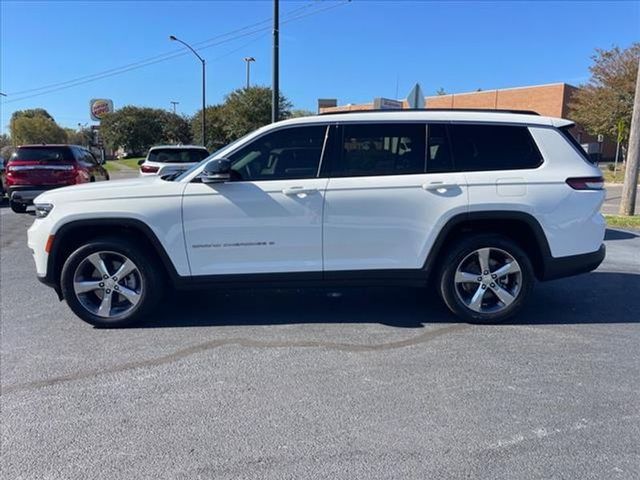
73 251 143 318
453 247 522 314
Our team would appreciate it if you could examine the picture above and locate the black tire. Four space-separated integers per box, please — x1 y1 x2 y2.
438 234 534 324
61 237 164 327
10 200 27 213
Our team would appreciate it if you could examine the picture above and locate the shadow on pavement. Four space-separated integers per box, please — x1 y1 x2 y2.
136 271 640 330
605 228 638 240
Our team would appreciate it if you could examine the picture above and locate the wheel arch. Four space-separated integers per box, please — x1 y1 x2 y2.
424 211 552 281
46 218 181 299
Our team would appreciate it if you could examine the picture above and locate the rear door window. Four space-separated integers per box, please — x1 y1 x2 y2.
148 148 210 164
448 124 542 171
331 123 426 177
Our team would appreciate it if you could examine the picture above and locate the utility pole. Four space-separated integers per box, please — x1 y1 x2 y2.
272 0 279 123
244 57 255 89
620 59 640 216
170 101 179 114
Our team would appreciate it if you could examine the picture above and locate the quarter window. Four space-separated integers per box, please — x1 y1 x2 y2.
448 124 542 171
332 123 426 177
227 126 326 181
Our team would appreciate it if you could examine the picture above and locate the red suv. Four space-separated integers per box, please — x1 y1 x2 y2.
6 145 109 213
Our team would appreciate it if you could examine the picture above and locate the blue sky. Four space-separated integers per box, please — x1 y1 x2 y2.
1 0 638 134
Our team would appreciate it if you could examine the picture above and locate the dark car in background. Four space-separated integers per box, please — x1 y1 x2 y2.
6 145 109 213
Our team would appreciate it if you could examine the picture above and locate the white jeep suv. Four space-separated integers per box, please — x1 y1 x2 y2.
28 110 606 327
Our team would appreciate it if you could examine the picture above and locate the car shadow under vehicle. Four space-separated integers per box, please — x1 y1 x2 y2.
604 228 638 241
133 271 640 330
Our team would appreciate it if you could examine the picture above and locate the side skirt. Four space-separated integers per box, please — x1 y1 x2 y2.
174 270 429 290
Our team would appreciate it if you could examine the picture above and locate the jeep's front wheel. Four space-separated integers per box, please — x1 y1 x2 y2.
439 235 534 323
61 238 163 327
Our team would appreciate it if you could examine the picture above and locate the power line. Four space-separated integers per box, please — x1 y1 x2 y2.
6 2 315 97
2 1 347 104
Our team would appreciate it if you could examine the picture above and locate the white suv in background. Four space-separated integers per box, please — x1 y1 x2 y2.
28 109 606 327
138 144 210 176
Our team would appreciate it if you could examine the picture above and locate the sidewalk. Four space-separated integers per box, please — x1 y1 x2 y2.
602 183 640 214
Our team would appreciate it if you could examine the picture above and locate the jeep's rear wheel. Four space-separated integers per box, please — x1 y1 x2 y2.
61 238 163 327
439 235 534 323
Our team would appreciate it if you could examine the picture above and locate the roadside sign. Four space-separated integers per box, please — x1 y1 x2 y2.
373 97 403 110
406 83 424 109
90 99 114 121
91 125 103 146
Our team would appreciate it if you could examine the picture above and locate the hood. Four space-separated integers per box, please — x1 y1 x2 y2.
34 176 183 204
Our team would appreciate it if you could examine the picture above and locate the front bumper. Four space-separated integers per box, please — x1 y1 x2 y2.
541 244 606 281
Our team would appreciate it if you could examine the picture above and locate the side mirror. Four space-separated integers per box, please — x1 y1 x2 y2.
201 159 231 184
137 159 145 166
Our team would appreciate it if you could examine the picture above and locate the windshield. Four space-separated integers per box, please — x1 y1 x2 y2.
11 146 73 162
147 148 209 164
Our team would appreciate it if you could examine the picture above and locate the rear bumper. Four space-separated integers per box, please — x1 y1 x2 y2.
541 244 606 281
9 185 63 204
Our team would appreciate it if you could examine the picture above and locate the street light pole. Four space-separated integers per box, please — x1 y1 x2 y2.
244 57 255 89
170 101 179 114
169 35 206 146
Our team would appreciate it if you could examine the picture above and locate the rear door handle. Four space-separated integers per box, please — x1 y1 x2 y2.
282 186 316 196
422 181 458 191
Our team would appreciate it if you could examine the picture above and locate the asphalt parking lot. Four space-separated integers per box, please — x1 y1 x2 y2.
1 202 639 479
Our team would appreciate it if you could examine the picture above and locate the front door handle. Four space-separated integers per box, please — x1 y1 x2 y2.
422 181 458 191
282 186 316 196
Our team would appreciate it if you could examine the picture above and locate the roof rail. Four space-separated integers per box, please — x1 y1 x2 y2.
319 108 540 116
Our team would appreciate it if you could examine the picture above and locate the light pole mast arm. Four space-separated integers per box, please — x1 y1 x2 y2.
169 35 206 146
170 36 205 64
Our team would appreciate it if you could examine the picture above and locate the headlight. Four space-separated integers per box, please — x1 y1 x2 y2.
34 203 54 219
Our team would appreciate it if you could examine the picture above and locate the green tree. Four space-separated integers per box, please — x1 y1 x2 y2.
220 86 292 141
100 106 165 155
191 105 228 150
160 111 192 144
9 109 67 145
102 106 196 154
64 128 93 146
0 133 11 149
290 109 315 118
569 43 640 143
435 87 447 96
10 108 54 122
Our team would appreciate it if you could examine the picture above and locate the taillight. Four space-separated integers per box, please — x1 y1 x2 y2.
141 165 159 174
566 176 604 190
